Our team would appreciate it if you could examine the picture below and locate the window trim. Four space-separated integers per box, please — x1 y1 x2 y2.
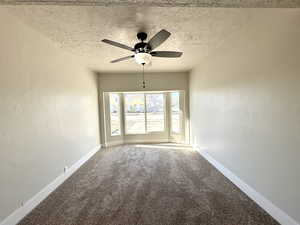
104 90 186 146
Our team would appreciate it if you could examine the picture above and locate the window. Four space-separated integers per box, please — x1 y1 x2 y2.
124 93 166 134
109 93 121 136
124 93 146 134
108 92 178 137
171 92 181 133
146 94 165 132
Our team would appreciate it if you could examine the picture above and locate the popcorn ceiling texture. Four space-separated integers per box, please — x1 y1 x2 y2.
4 6 254 72
18 144 279 225
1 0 300 7
3 6 299 73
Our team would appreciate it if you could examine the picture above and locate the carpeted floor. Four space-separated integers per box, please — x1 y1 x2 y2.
18 144 279 225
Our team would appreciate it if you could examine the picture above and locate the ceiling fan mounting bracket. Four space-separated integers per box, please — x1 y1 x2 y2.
137 32 147 42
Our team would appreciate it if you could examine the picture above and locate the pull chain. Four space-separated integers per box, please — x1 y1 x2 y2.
142 63 146 89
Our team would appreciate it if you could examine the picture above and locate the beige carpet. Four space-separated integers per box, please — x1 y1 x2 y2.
18 144 279 225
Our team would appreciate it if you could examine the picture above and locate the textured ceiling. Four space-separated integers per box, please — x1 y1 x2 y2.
1 0 300 7
5 5 260 72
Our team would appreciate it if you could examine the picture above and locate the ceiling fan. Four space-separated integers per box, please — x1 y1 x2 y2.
102 29 183 65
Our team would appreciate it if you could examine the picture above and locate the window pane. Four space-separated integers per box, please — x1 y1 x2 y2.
124 93 146 134
109 93 121 136
171 92 181 133
146 94 165 132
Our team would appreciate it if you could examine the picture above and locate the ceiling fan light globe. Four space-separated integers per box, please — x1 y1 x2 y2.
135 53 152 65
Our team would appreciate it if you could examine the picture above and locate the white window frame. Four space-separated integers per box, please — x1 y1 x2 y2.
104 90 186 146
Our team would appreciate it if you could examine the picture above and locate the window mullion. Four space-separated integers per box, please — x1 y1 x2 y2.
120 93 125 136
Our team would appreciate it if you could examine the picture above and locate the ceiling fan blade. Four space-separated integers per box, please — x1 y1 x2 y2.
110 55 134 63
151 51 183 58
102 39 134 51
148 29 171 50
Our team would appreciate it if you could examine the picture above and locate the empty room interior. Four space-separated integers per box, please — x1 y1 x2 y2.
0 1 299 225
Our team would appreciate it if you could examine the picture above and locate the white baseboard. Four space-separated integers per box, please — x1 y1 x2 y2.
0 145 101 225
193 145 299 225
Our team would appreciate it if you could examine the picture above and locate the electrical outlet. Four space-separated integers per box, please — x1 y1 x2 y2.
64 166 68 173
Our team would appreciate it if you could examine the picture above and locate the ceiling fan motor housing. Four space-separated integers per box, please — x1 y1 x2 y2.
134 42 151 53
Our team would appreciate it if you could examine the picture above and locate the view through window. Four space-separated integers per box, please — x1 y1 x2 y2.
171 92 181 133
146 94 165 132
109 93 121 136
124 93 146 134
108 92 180 136
124 93 165 134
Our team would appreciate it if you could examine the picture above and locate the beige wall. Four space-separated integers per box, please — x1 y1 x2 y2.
98 72 189 145
98 72 189 92
0 9 100 222
190 9 300 223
